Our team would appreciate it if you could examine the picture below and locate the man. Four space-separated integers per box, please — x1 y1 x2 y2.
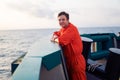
51 11 86 80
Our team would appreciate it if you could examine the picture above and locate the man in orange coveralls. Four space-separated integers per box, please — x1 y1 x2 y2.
51 11 86 80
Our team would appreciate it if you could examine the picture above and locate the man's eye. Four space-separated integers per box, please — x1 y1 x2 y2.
59 19 65 21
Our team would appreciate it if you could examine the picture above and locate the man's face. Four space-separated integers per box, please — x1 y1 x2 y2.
58 15 69 28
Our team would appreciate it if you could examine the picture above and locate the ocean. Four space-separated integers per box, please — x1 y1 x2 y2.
0 27 120 80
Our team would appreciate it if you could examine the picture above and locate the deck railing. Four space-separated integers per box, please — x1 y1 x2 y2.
11 35 66 80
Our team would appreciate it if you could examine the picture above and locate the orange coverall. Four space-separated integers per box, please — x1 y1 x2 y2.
54 23 86 80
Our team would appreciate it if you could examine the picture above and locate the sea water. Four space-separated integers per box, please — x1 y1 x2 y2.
0 27 120 80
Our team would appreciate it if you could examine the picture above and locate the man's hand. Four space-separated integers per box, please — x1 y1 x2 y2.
51 35 59 43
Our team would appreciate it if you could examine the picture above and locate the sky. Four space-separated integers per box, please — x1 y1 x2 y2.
0 0 120 30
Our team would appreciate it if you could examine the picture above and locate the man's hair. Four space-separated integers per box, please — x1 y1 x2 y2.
58 11 69 20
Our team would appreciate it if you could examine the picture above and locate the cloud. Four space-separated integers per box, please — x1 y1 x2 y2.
31 7 54 19
6 0 55 19
0 0 120 30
